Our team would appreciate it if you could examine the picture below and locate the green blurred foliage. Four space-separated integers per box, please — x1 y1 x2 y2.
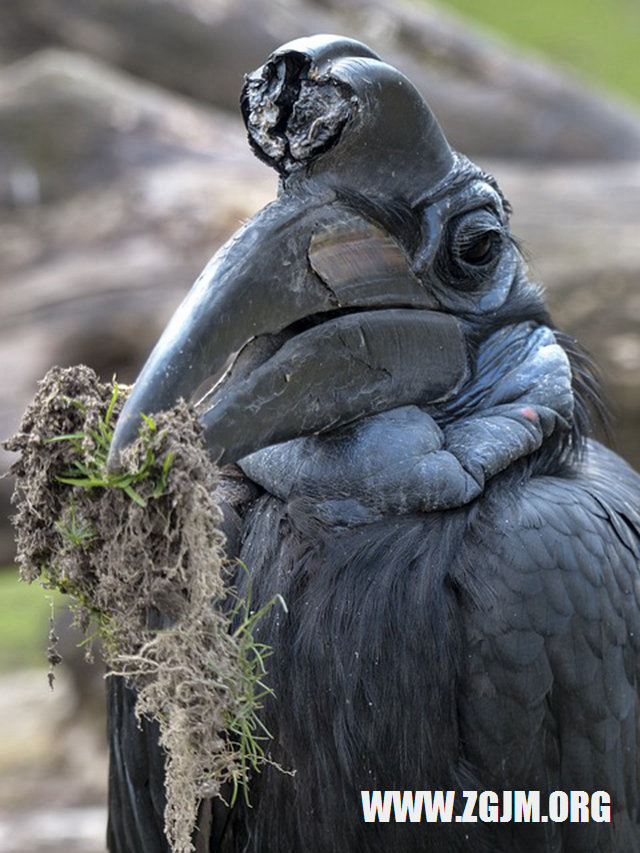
0 568 64 672
435 0 640 105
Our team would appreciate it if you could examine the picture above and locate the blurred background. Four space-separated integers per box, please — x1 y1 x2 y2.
1 0 639 850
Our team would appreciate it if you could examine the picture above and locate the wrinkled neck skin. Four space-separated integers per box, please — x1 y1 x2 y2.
240 314 575 526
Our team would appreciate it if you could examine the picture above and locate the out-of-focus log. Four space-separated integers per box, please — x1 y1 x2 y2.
2 0 640 161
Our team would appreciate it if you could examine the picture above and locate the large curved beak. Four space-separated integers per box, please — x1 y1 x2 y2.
107 35 468 469
107 192 468 467
107 195 342 465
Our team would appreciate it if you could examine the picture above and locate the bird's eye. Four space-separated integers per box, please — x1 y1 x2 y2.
458 230 500 265
450 209 503 267
437 208 505 288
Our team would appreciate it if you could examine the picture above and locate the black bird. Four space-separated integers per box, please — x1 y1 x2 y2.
106 35 640 852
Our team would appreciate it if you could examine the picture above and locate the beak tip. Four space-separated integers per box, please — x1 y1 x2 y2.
106 426 129 473
105 445 122 474
106 412 140 474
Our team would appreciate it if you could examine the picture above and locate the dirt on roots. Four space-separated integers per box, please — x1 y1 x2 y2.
3 365 274 853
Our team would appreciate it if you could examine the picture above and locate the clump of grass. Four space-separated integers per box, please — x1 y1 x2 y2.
4 364 285 853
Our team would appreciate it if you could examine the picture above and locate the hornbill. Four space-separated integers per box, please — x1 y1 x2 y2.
105 35 640 853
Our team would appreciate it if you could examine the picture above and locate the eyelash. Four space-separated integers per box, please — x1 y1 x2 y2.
432 210 504 288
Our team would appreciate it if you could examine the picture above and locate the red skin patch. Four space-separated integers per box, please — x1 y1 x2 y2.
520 407 538 422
